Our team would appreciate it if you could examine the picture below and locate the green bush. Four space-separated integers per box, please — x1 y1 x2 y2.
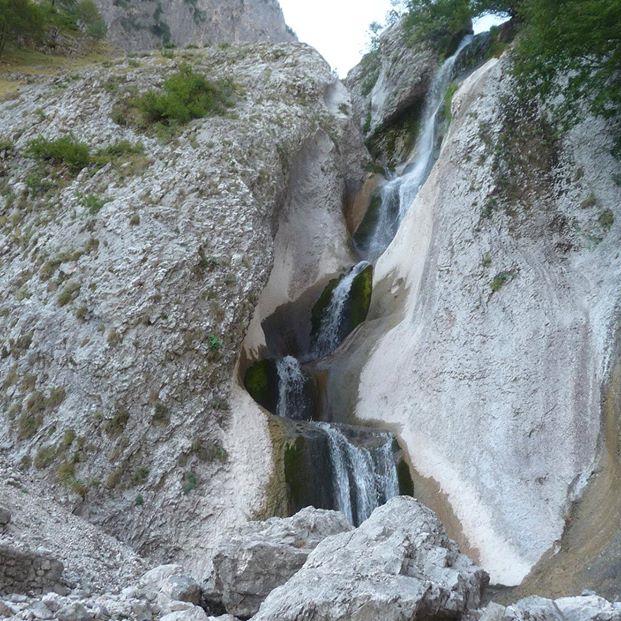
0 0 44 55
26 135 91 172
120 64 236 130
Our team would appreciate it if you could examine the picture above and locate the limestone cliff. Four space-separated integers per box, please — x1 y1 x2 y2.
0 42 364 575
94 0 295 51
344 54 621 587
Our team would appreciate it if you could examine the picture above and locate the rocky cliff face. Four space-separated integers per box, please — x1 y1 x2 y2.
345 53 621 587
94 0 295 51
0 41 364 576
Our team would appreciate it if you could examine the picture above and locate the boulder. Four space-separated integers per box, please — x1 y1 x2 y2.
57 602 92 621
141 564 202 605
480 595 621 621
0 507 11 526
253 496 488 621
160 608 208 621
207 507 352 618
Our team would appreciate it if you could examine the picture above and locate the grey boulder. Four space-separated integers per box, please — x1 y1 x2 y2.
0 507 11 526
253 496 489 621
207 507 352 618
476 595 621 621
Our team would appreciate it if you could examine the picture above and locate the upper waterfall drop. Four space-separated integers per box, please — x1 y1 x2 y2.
314 261 371 358
361 35 474 261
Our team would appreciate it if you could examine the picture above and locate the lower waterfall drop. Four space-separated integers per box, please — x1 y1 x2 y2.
318 423 400 526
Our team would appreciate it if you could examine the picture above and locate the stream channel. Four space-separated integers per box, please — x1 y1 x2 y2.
244 36 474 526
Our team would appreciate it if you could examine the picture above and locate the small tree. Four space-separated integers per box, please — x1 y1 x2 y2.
0 0 44 55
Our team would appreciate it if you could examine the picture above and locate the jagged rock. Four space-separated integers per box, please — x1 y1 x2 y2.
347 21 436 136
94 0 295 52
57 602 92 621
0 506 11 526
470 595 621 621
208 507 352 618
254 496 488 620
0 601 14 617
161 608 208 621
140 563 202 604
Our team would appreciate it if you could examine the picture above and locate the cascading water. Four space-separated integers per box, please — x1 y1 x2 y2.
314 261 370 358
318 423 400 526
246 37 472 525
276 356 309 420
363 35 474 261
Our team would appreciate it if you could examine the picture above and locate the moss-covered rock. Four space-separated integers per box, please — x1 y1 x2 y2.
397 458 415 497
353 192 382 251
244 359 279 414
344 264 373 334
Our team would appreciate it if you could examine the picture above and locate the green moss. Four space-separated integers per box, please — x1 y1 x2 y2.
283 436 307 511
397 459 415 496
443 81 458 124
244 359 279 413
490 269 518 294
599 209 614 230
346 265 374 332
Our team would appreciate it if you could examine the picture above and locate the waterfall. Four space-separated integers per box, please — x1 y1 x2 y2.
276 356 308 420
318 423 400 526
364 35 474 261
314 261 370 357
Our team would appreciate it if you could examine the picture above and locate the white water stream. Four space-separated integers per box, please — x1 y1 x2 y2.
364 35 473 260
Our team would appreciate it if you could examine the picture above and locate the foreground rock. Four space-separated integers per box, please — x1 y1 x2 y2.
207 507 352 618
253 496 488 621
469 595 621 621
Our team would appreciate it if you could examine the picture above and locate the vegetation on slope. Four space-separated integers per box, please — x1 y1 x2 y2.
392 0 620 150
0 0 106 56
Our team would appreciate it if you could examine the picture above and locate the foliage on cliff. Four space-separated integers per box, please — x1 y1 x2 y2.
0 0 105 55
395 0 620 149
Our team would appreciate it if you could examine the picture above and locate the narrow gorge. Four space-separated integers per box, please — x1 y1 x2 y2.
1 0 621 619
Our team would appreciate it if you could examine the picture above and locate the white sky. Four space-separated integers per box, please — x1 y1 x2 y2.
278 1 508 77
279 0 394 77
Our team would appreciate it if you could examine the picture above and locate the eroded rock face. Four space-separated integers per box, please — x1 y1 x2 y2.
346 21 436 136
0 42 365 577
207 507 352 618
94 0 295 51
253 496 488 621
352 56 621 585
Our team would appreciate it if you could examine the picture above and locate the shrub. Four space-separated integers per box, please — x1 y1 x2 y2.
182 470 197 494
80 193 106 215
208 334 223 351
57 281 81 306
119 64 236 130
132 466 149 485
599 209 614 230
0 0 44 55
26 136 91 172
104 408 129 437
490 269 518 293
